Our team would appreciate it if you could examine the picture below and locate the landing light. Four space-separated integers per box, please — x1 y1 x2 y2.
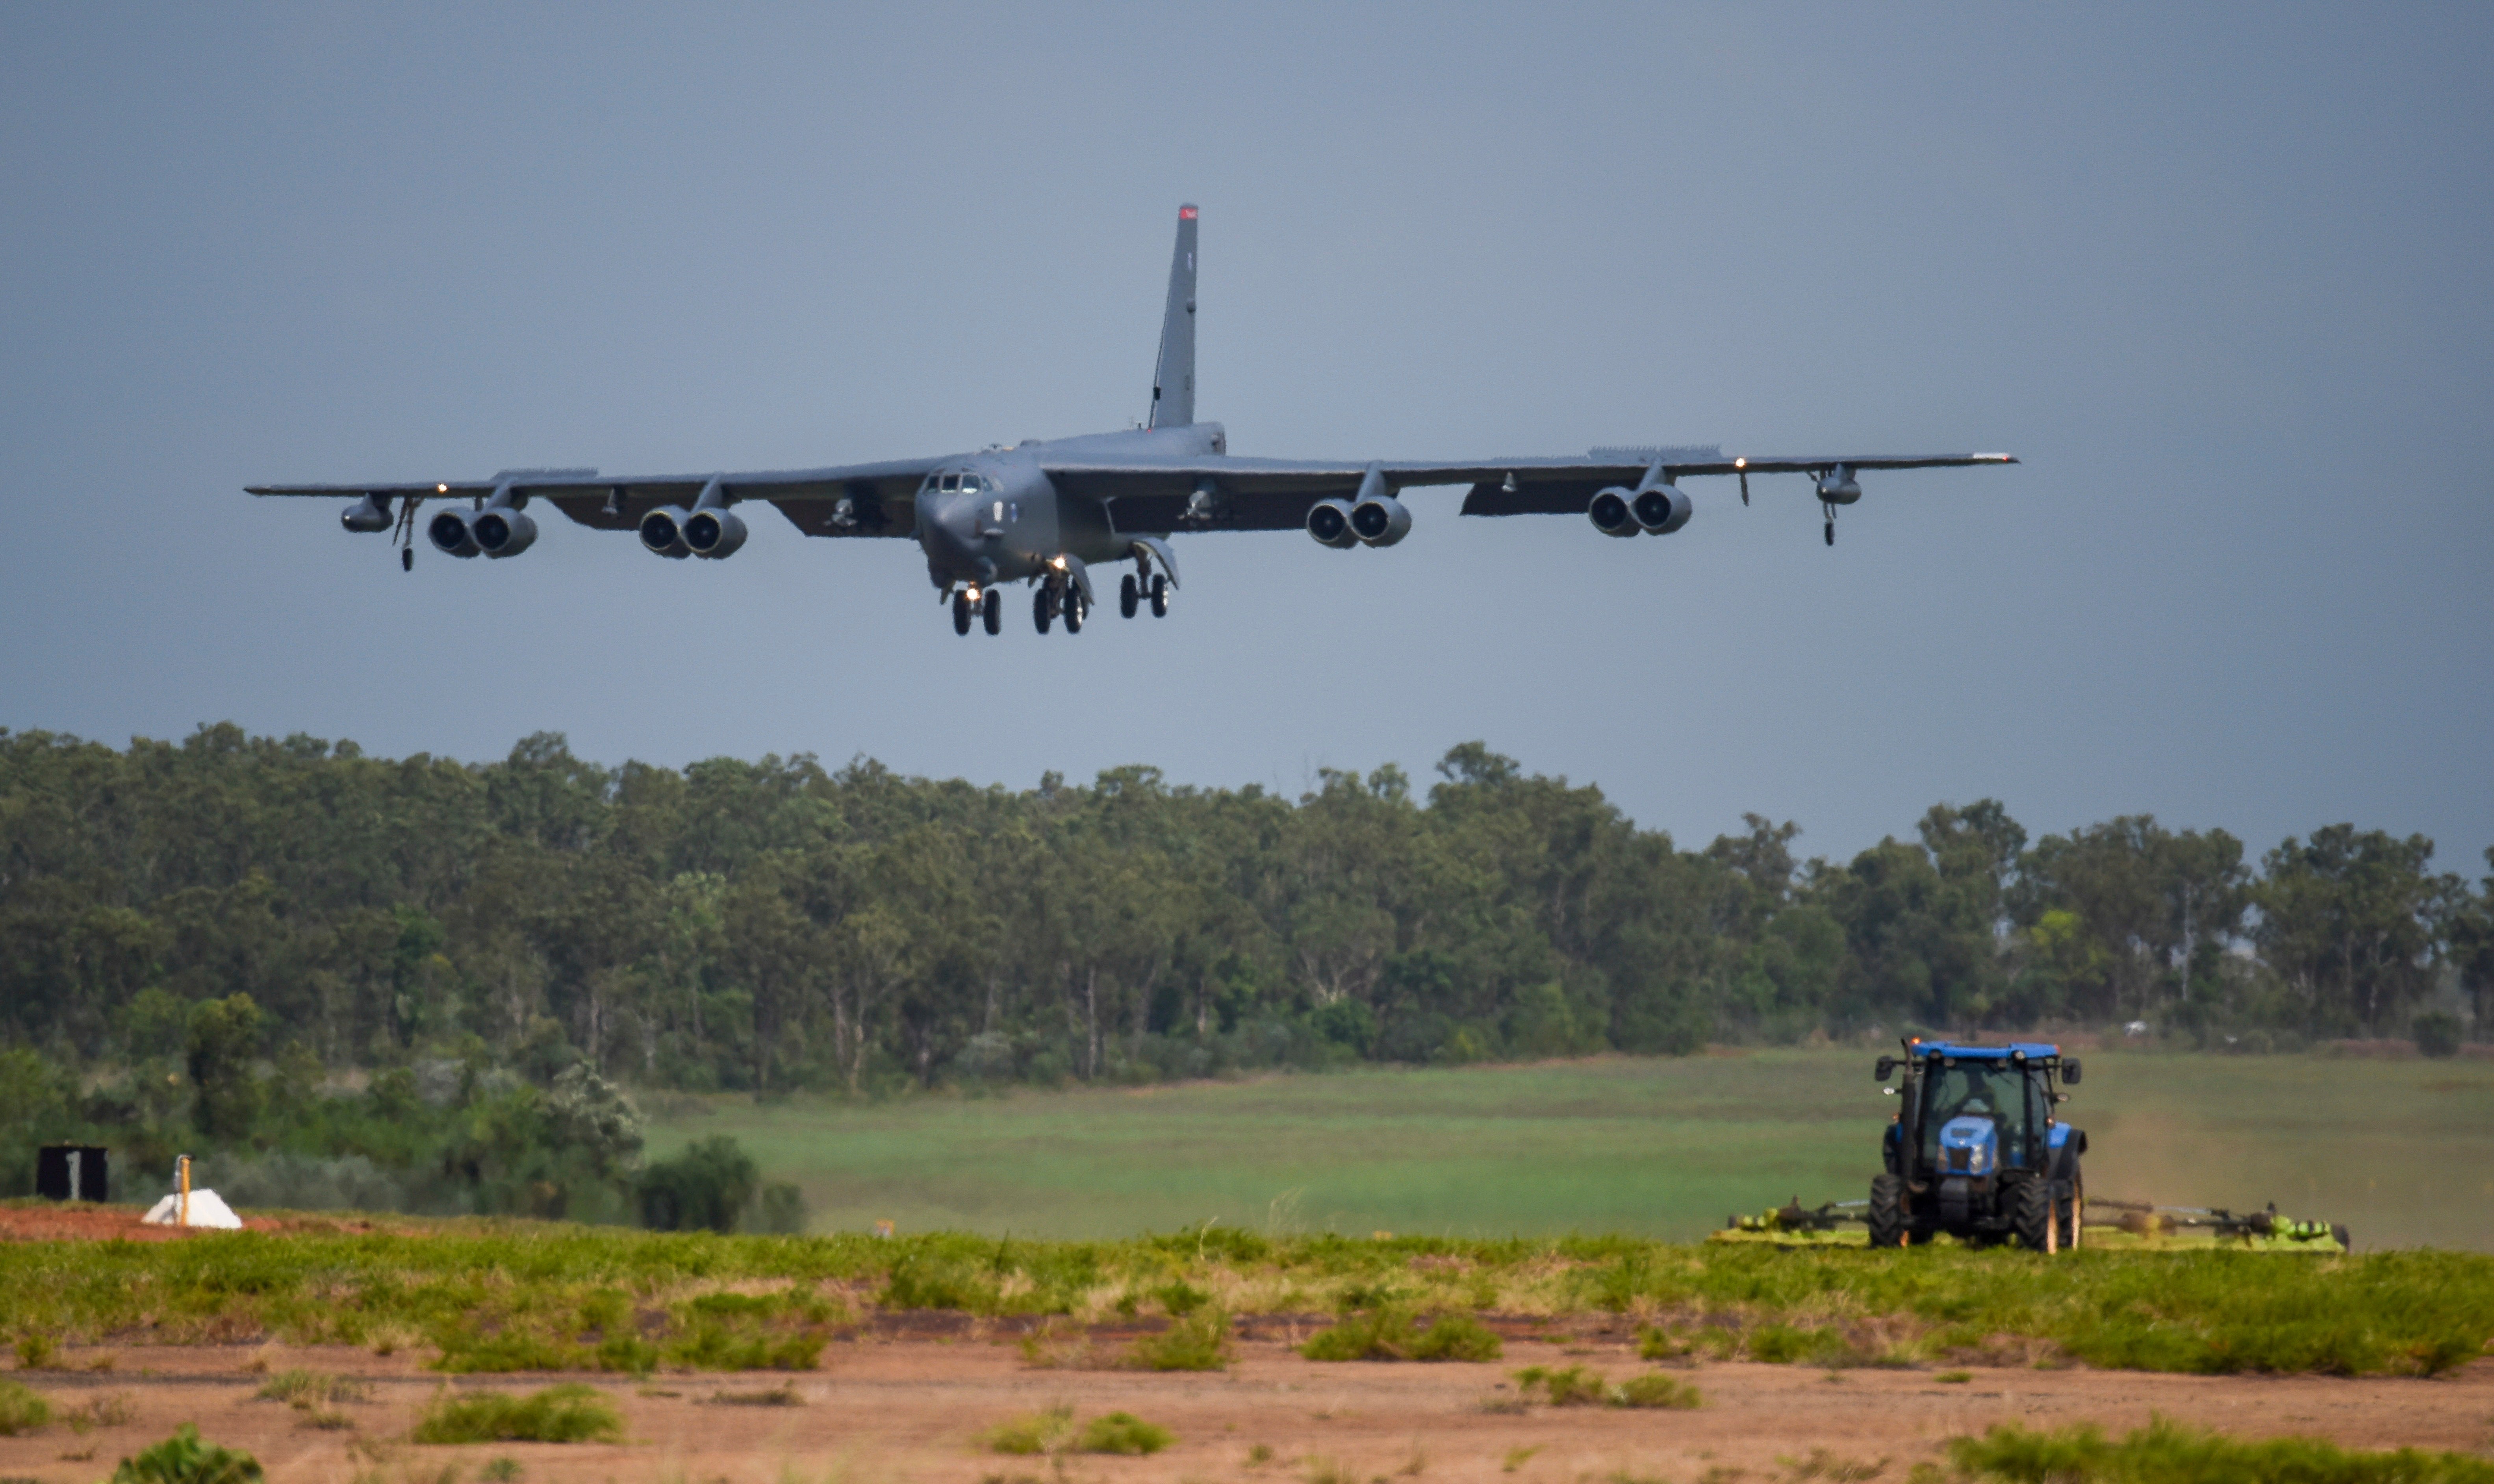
1734 458 1746 471
436 483 448 493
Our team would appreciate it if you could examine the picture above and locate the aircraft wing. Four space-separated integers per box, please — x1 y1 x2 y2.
1045 448 2015 532
246 460 941 539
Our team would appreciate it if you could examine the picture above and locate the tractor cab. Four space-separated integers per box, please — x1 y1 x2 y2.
1870 1039 2087 1251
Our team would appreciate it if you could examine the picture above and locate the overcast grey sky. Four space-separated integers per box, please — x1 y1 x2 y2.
3 3 2488 869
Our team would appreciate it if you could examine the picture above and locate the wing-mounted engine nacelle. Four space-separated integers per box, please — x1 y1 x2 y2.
426 508 481 558
639 506 694 559
472 507 537 558
1815 465 1862 505
341 493 394 534
1632 483 1692 535
1306 498 1359 548
1350 492 1411 547
1588 487 1641 537
683 508 747 559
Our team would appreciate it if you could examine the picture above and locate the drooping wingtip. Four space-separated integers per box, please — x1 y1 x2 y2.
1976 453 2019 464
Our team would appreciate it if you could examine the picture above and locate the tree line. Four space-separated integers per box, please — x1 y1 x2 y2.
2 724 2487 1125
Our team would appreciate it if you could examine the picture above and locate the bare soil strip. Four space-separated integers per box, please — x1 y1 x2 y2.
5 1342 2489 1484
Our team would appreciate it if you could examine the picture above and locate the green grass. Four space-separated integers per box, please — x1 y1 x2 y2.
0 1219 2488 1376
408 1385 623 1445
1127 1308 1233 1370
640 1049 2494 1250
1940 1415 2494 1482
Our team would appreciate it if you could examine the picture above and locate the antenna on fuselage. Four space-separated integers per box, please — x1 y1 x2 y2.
1147 204 1198 429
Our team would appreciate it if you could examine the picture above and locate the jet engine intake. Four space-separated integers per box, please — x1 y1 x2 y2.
1306 498 1358 548
341 494 393 534
1588 487 1640 537
473 507 538 558
426 508 481 558
1632 484 1692 535
684 508 747 559
639 505 694 559
1350 492 1411 547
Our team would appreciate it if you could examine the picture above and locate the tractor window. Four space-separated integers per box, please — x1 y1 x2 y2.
1920 1062 2032 1163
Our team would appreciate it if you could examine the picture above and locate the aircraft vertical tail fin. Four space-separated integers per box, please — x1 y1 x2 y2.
1147 204 1198 428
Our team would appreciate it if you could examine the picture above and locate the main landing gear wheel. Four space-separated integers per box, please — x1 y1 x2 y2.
1867 1173 1906 1249
982 589 1001 635
1033 585 1054 634
1063 591 1085 634
1119 574 1140 619
1148 573 1170 617
952 592 972 635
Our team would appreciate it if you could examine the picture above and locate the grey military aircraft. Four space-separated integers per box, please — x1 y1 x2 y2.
250 205 2016 636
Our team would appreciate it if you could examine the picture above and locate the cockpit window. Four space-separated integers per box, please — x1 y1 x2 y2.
940 473 959 491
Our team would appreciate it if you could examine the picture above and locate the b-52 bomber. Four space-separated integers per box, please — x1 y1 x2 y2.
250 206 2016 636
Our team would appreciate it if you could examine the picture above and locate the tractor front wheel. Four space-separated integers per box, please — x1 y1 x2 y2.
2013 1177 2057 1252
1868 1173 1907 1249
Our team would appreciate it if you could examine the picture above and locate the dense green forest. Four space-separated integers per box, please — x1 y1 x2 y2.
1 724 2487 1214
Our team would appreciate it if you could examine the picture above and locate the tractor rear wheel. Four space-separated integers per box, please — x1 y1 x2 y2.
1867 1174 1907 1249
2013 1177 2056 1252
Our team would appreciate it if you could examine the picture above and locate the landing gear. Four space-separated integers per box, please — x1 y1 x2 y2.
952 591 972 635
1119 573 1140 619
1822 501 1836 547
1148 572 1169 617
982 589 1001 634
401 548 413 572
1064 587 1086 633
1034 584 1055 634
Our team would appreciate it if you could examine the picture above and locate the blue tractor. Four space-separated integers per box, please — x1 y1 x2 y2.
1870 1038 2086 1251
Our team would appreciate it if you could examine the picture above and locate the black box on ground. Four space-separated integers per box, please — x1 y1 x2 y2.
37 1145 108 1201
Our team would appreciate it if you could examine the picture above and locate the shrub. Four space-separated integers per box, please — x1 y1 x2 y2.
985 1406 1172 1457
410 1385 623 1445
1610 1373 1701 1410
751 1182 808 1235
0 1379 49 1436
2414 1012 2464 1059
1128 1309 1232 1371
1947 1415 2494 1483
15 1334 56 1369
1077 1412 1174 1456
109 1425 263 1484
640 1137 758 1233
1302 1309 1501 1362
986 1405 1074 1455
254 1370 368 1408
1513 1367 1698 1410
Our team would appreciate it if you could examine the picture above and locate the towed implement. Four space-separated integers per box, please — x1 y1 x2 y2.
1710 1038 2349 1253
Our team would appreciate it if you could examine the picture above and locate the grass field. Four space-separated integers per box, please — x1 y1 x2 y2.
642 1048 2494 1250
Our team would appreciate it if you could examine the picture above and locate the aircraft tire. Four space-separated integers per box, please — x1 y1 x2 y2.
401 548 413 572
1065 595 1084 634
1120 574 1140 619
983 589 1001 634
1033 586 1053 634
1824 519 1835 547
952 593 972 635
1149 574 1169 617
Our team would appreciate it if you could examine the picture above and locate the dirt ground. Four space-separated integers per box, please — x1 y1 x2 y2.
3 1341 2488 1484
0 1203 399 1242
